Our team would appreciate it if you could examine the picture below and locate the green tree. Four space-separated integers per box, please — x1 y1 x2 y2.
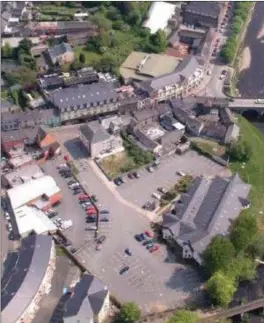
203 236 236 276
1 42 13 58
229 255 256 282
247 234 264 259
118 302 141 322
206 271 236 307
79 52 85 64
167 310 198 323
228 139 252 162
230 213 258 252
18 38 33 54
91 13 112 30
96 53 118 73
151 29 167 53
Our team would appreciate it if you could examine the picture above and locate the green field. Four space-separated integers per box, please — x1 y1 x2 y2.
191 138 226 156
73 46 101 66
230 116 264 229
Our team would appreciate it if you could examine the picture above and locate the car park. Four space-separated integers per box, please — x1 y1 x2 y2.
125 248 132 256
79 194 89 200
120 266 130 275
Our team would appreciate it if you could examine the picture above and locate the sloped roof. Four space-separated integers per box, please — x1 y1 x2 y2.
48 42 73 60
80 121 110 144
163 174 251 262
64 274 108 322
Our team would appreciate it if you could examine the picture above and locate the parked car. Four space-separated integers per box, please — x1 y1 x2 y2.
139 233 146 240
86 210 96 216
147 166 154 173
142 202 151 210
143 240 153 246
176 171 186 177
97 235 106 244
100 209 109 214
79 194 89 200
4 212 10 220
81 202 92 208
57 164 68 169
145 230 153 238
91 195 98 202
73 189 83 195
128 173 134 179
150 245 159 253
114 178 122 186
100 217 109 222
120 266 130 275
157 187 167 194
125 248 132 256
59 167 70 173
146 243 154 250
133 172 139 178
152 192 161 200
135 234 144 242
86 217 96 223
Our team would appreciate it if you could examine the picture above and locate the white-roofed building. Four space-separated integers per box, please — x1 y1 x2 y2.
173 122 186 131
7 175 61 211
13 206 57 237
142 2 177 34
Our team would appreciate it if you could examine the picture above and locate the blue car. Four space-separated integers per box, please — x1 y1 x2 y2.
135 234 143 242
139 233 146 240
125 248 132 256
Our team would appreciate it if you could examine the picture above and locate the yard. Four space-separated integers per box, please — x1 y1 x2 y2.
99 151 134 179
230 116 264 229
191 138 226 156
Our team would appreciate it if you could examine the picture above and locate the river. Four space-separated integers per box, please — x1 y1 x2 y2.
237 2 264 98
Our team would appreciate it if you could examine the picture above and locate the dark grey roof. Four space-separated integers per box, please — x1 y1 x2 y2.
1 128 38 143
64 273 108 322
163 174 251 261
219 108 234 125
184 1 221 18
1 109 55 123
48 42 73 60
156 103 172 116
50 82 119 110
80 121 110 144
1 235 52 323
132 107 159 122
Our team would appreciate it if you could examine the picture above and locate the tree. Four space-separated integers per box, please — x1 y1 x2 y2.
151 29 167 53
1 42 13 58
167 310 198 323
228 139 252 162
18 38 33 54
91 13 112 30
229 255 256 282
206 271 236 307
247 234 264 259
203 236 236 276
118 302 141 322
79 52 85 64
230 213 258 252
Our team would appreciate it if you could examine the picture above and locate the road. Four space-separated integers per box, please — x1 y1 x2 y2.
49 128 204 314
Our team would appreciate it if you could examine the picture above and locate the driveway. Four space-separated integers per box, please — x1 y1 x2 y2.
117 151 230 208
48 129 204 314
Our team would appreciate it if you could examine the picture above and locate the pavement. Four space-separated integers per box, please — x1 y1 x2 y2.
44 129 205 314
117 150 230 208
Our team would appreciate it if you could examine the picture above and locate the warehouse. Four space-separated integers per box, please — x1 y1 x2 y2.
7 175 61 211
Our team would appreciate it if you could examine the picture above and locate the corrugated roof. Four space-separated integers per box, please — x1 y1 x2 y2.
8 175 60 210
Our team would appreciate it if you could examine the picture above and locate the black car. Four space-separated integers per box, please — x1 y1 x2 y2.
128 173 134 179
59 167 70 173
71 248 77 254
114 178 122 186
86 218 96 223
73 189 83 195
48 212 57 218
120 266 130 275
133 172 139 178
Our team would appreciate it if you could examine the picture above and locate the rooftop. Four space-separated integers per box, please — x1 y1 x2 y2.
142 1 177 34
120 51 181 82
49 82 119 111
3 164 44 188
80 121 110 144
63 273 109 322
184 1 221 19
1 234 53 323
48 42 73 60
163 174 251 264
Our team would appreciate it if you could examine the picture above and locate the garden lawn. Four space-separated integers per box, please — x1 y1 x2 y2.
99 151 133 179
230 116 264 229
191 138 226 156
73 46 101 66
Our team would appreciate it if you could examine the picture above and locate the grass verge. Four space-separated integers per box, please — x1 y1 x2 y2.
99 151 133 178
230 116 264 229
191 138 226 156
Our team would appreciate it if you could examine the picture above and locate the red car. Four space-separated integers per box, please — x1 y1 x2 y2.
86 207 96 212
79 194 89 200
145 230 153 238
150 245 159 253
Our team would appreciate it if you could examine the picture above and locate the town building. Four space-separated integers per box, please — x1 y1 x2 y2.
79 121 123 158
182 1 221 28
162 174 251 264
7 175 61 211
138 55 204 102
61 273 110 323
46 42 74 66
224 123 240 144
49 82 120 123
120 51 181 84
142 1 177 34
1 234 56 323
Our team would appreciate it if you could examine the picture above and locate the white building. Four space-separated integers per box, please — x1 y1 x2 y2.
142 2 177 34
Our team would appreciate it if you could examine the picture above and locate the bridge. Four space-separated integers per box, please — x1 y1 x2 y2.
228 99 264 115
200 298 264 323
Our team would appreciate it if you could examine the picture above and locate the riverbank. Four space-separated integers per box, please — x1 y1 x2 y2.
229 3 256 97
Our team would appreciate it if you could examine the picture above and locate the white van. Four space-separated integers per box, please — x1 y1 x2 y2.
152 192 161 200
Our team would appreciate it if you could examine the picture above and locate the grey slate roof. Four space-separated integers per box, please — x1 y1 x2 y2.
1 235 52 323
184 1 221 19
48 42 73 61
219 107 234 125
132 107 159 122
162 174 251 263
64 273 108 323
50 82 119 111
80 121 110 144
